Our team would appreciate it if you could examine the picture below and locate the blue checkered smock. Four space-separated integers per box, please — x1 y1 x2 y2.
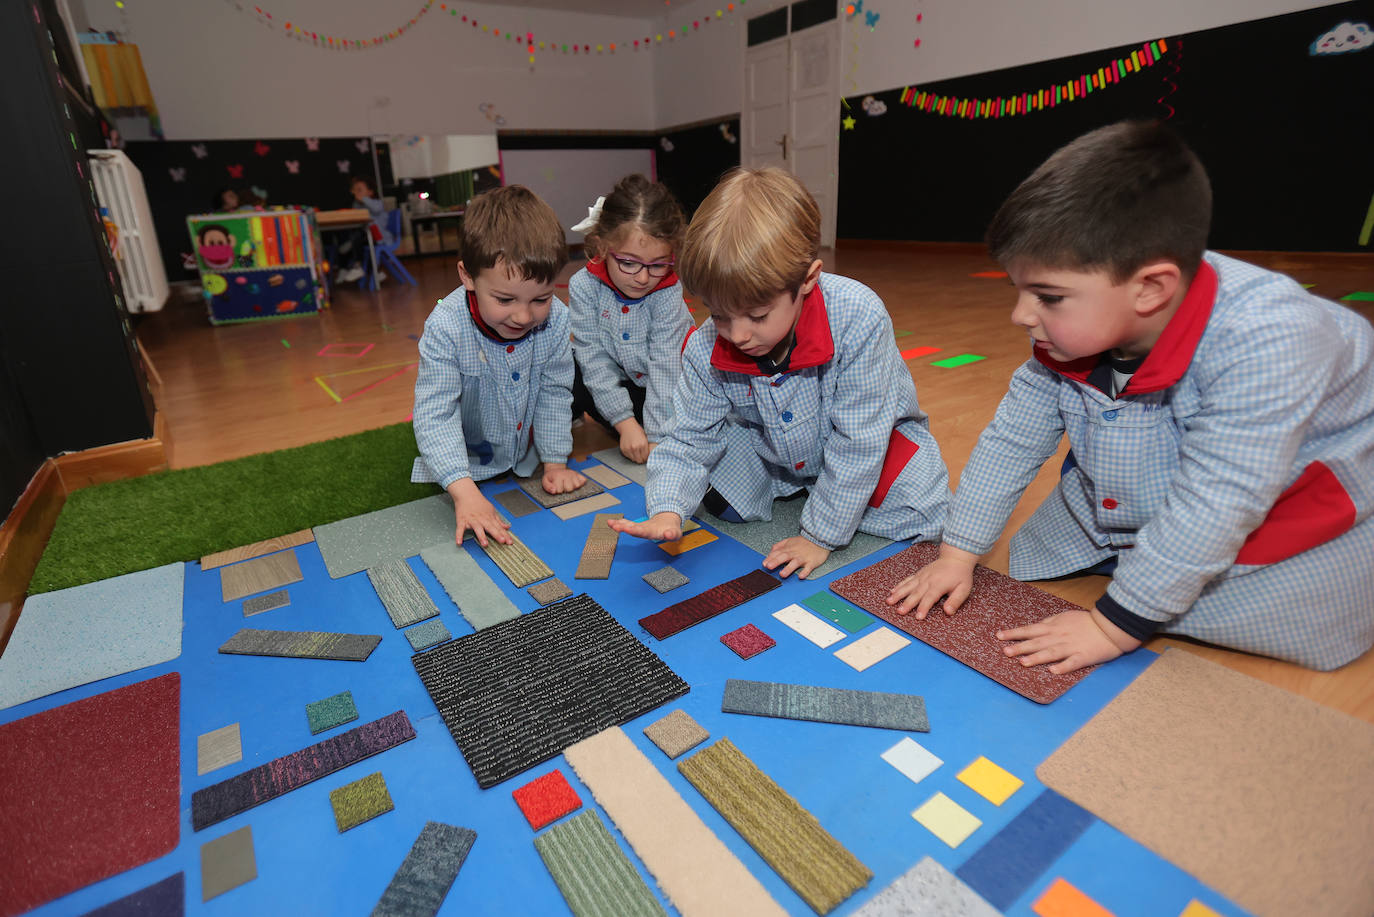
568 266 693 441
411 285 574 488
945 252 1374 670
645 272 951 550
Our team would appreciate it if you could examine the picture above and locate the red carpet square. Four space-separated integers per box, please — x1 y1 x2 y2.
0 673 181 917
721 623 776 659
512 769 582 830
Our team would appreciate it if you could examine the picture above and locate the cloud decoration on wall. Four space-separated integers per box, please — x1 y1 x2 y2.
1310 21 1371 55
861 95 887 116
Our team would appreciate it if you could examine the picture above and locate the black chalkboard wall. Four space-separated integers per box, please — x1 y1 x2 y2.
838 0 1374 251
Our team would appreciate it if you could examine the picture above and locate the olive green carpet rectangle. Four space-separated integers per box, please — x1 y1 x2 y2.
678 738 872 915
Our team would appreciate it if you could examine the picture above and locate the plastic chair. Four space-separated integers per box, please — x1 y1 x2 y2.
359 208 415 291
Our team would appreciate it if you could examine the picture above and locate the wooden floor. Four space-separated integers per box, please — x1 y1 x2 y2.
135 244 1374 720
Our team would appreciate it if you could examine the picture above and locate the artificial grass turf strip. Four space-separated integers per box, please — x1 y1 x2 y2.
30 423 439 594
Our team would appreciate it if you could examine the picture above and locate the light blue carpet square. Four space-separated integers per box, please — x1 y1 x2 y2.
0 562 183 711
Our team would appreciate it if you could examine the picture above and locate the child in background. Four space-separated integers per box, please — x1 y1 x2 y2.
888 120 1374 673
568 174 693 463
411 185 586 546
611 167 951 579
337 175 392 283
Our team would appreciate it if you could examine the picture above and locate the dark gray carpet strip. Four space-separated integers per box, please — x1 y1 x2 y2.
190 711 416 831
722 679 930 732
412 593 689 788
371 822 477 917
218 628 381 661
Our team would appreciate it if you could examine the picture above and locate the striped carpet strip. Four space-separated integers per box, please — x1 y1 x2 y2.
367 560 439 628
534 810 667 917
564 727 786 917
479 531 555 587
678 738 873 915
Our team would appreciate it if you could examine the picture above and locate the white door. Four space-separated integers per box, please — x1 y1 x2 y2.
742 18 840 247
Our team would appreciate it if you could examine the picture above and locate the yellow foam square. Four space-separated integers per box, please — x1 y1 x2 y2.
1179 902 1222 917
957 755 1023 806
912 791 982 848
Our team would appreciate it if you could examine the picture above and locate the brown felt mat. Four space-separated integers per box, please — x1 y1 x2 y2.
1037 649 1374 917
830 542 1093 703
574 513 623 579
528 578 574 606
581 462 632 489
679 738 872 915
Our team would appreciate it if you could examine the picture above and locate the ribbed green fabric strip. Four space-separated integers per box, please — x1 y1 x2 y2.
679 739 872 915
534 810 667 917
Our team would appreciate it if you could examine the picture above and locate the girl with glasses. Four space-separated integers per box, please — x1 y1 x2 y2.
568 174 694 464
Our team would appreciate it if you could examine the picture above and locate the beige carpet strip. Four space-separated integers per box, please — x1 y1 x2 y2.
563 727 785 917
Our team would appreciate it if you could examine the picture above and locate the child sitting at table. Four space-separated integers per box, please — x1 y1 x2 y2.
336 176 393 283
411 185 586 546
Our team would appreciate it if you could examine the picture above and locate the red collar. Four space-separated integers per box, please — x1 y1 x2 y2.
710 282 835 376
586 257 679 300
1033 260 1218 395
466 289 533 344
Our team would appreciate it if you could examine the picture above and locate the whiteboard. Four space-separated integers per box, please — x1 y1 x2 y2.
498 148 656 243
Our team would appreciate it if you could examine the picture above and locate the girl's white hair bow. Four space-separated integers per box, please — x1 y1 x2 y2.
570 196 606 233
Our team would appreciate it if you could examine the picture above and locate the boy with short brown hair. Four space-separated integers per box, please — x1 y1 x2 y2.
889 121 1374 673
412 185 586 546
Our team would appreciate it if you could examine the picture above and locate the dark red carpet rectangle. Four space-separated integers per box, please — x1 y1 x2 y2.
639 569 781 639
191 710 416 831
829 542 1094 703
0 673 181 917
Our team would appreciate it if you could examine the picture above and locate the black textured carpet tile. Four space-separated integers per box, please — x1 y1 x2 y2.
412 593 689 788
218 628 382 661
371 822 477 917
638 569 782 640
190 711 416 831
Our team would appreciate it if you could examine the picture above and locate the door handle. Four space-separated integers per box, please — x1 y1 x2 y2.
776 134 789 159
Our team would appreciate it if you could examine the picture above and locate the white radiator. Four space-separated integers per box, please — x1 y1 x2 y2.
87 148 169 312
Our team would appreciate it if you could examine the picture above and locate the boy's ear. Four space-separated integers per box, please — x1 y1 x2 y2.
1132 260 1182 316
456 260 474 288
799 258 824 295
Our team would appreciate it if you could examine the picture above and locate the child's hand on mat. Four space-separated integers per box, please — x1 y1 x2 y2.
997 608 1140 674
448 478 512 548
887 545 978 618
541 463 586 494
608 512 681 542
763 536 830 580
614 419 651 464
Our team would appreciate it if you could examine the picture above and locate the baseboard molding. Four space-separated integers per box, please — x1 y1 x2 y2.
54 430 169 492
0 420 168 653
0 460 65 652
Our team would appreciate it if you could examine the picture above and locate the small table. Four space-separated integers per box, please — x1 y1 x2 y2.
409 209 465 256
315 208 379 291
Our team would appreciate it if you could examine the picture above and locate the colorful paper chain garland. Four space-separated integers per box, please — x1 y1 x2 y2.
898 39 1170 118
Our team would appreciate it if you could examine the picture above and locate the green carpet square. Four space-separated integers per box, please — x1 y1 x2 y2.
329 772 394 832
306 690 359 735
801 592 874 633
930 353 986 368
